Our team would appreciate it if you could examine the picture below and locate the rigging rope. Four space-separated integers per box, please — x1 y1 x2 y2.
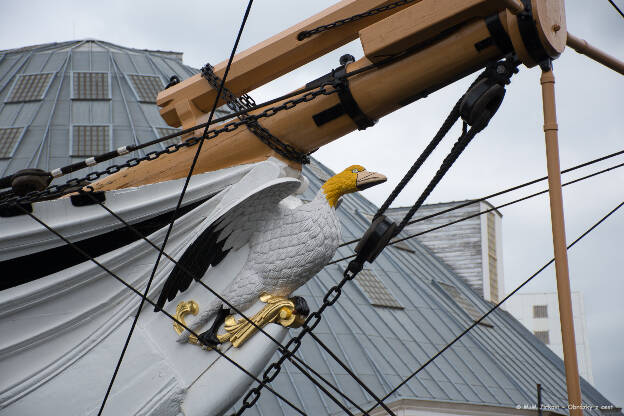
373 59 518 222
367 198 624 412
330 159 624 265
374 59 517 235
607 0 624 19
342 147 624 248
233 60 515 415
98 2 256 414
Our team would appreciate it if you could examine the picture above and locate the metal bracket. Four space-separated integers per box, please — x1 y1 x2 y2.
355 215 397 264
516 0 551 70
311 55 377 131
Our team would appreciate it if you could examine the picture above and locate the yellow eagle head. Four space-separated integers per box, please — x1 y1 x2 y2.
321 165 386 208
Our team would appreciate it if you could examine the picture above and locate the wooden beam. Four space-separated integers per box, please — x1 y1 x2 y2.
156 0 414 128
359 0 501 62
540 69 583 416
567 32 624 76
93 19 504 192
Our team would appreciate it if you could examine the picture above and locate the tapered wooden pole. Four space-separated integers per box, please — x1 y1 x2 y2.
540 69 583 416
567 32 624 76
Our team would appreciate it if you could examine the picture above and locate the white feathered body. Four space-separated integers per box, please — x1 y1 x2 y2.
234 191 340 305
187 189 340 331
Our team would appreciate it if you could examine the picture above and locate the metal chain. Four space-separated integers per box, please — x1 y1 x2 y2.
235 258 397 416
297 0 417 40
201 64 311 164
0 80 340 208
235 261 362 414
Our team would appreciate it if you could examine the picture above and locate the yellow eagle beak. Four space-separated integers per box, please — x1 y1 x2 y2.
356 170 387 190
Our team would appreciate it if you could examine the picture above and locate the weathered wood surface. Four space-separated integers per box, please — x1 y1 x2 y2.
360 0 500 62
156 0 415 128
93 20 503 192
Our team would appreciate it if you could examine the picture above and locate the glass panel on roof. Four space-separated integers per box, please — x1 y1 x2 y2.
437 281 493 327
6 73 53 102
155 127 182 148
534 330 550 344
0 127 24 158
71 125 110 156
355 269 403 309
127 74 164 103
72 72 110 100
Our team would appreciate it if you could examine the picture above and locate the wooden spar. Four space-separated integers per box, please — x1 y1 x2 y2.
90 0 567 191
540 69 583 416
566 32 624 76
359 0 501 62
90 19 503 192
156 0 416 128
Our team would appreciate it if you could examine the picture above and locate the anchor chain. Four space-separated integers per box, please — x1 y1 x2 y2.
297 0 418 41
201 64 311 164
0 79 342 208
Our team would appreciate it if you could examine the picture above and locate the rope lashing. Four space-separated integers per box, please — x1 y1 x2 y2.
358 58 519 263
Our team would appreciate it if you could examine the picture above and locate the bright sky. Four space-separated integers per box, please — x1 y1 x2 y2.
2 0 623 407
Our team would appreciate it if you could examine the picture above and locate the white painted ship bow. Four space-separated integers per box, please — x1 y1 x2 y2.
0 159 301 415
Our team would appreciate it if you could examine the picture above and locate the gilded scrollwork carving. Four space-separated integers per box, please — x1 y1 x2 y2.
173 293 307 349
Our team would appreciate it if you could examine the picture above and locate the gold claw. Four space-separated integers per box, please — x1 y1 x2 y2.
173 294 308 349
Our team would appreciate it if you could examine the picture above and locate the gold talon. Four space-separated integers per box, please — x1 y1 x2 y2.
173 294 308 349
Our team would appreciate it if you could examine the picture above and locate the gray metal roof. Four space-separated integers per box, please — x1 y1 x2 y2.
1 40 619 416
0 39 227 181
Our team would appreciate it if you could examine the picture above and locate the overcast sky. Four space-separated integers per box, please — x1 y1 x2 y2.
2 0 623 408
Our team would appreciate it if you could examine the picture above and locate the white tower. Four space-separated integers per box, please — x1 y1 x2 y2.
385 200 504 303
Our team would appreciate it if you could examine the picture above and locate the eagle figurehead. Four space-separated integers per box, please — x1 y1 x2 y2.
157 163 387 346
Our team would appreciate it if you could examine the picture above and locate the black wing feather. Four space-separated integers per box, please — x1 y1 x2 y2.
155 219 230 311
153 177 301 311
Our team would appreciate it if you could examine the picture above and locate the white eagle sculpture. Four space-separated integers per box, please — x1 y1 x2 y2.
155 164 386 345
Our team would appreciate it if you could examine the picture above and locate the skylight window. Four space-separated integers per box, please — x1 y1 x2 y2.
72 72 110 100
6 73 54 102
534 330 550 344
533 304 548 318
154 127 182 148
0 127 25 158
71 125 111 157
127 74 164 103
437 281 492 327
355 269 403 309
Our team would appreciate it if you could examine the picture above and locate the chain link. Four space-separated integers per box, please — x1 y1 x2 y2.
297 0 417 40
201 64 311 164
0 80 340 208
234 260 363 415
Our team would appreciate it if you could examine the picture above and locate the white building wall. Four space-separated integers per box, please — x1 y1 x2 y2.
505 292 594 383
385 200 504 303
